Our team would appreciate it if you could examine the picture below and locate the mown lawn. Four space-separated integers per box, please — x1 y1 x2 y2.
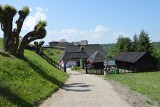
105 72 160 104
0 50 68 107
43 48 64 63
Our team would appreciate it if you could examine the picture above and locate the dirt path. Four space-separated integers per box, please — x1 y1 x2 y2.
39 69 131 107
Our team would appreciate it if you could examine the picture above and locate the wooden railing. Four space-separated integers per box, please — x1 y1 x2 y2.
39 52 64 71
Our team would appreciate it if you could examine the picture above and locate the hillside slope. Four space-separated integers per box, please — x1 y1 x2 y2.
43 48 64 63
0 38 3 49
0 50 68 107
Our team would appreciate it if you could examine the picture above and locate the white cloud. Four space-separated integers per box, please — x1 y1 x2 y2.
23 7 47 31
94 25 108 33
45 25 109 44
93 25 109 39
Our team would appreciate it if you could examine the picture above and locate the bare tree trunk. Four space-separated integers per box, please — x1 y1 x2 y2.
18 28 46 57
18 31 35 57
10 10 28 55
5 16 14 51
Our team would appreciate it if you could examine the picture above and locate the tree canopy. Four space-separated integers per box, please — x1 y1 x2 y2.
115 30 153 54
115 36 132 53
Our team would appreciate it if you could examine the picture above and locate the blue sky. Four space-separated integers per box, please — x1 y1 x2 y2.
0 0 160 44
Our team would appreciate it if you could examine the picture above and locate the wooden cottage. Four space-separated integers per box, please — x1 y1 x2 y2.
61 44 107 69
88 51 106 69
113 52 156 72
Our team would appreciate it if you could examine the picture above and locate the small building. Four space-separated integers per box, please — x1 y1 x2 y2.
88 51 106 69
60 39 67 42
80 40 88 45
61 44 107 69
113 52 156 72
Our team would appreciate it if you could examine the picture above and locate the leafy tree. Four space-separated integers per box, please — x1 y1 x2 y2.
18 21 46 57
115 36 132 52
0 4 47 57
137 30 153 53
152 48 160 63
34 41 45 54
0 4 17 51
132 34 139 51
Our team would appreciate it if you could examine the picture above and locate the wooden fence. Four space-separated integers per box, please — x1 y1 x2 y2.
39 52 64 71
87 69 104 75
87 66 128 75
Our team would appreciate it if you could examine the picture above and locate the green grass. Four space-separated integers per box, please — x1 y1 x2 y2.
0 50 68 107
105 72 160 104
43 48 64 63
71 66 81 70
0 38 3 49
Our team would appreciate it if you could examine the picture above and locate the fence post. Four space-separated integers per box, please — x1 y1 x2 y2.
85 61 88 74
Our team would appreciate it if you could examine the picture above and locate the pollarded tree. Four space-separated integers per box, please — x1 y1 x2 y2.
18 21 47 57
0 4 17 51
0 4 47 57
10 6 29 55
34 41 45 54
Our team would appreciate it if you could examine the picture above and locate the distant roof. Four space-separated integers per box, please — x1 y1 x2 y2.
43 45 50 48
64 45 80 53
113 52 147 63
60 39 67 42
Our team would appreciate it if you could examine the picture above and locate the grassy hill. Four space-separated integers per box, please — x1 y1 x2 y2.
0 42 68 106
100 43 116 58
0 38 3 49
43 47 64 63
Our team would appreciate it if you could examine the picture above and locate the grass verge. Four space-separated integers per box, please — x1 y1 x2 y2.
43 48 64 63
0 38 3 49
0 50 68 107
105 72 160 104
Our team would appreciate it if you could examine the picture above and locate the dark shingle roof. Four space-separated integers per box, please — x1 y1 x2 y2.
62 52 89 61
61 44 107 62
90 51 106 63
64 45 80 53
113 52 146 63
84 44 106 57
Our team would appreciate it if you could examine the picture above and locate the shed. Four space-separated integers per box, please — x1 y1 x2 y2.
113 52 156 72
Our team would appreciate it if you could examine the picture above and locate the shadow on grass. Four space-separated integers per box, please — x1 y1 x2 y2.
0 50 11 58
0 86 32 107
23 58 63 87
61 83 93 92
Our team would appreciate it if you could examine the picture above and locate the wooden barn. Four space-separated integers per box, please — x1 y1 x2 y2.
113 52 156 72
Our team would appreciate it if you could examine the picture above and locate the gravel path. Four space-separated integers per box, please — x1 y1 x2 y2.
39 69 131 107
